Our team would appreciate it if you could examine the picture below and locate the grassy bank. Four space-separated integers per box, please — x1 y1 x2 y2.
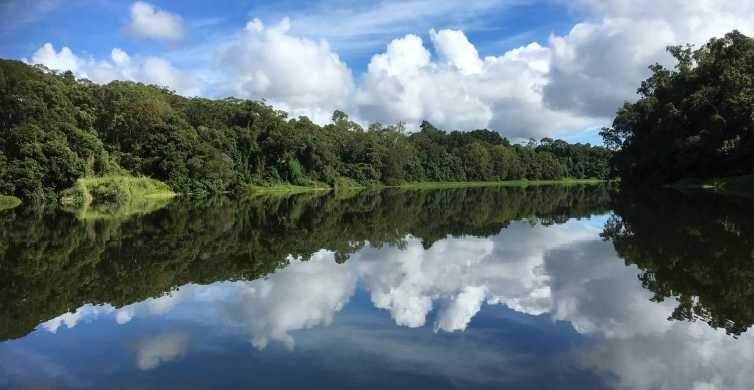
247 178 607 195
247 183 332 195
61 175 176 206
0 195 22 211
670 175 754 195
60 176 176 219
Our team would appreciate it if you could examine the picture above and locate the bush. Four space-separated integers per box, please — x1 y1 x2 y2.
89 181 127 205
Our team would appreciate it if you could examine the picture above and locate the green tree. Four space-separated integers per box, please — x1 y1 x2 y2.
602 30 754 183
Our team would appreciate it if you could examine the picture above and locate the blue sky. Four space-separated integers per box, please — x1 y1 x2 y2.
2 0 752 143
1 1 579 73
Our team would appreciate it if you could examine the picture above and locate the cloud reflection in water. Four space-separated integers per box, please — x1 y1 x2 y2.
33 218 754 389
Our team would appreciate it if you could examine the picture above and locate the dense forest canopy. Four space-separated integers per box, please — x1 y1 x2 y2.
0 59 612 200
601 30 754 184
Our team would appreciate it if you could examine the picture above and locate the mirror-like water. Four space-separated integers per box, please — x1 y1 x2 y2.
1 185 752 389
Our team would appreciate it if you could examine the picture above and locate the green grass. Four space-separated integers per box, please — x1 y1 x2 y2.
332 176 368 190
0 195 22 211
60 176 176 220
670 175 754 196
247 182 332 195
248 178 607 195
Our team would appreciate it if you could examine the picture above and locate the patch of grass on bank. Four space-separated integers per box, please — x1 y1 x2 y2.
60 176 176 220
247 182 331 195
390 178 607 190
670 175 754 195
0 195 22 211
61 175 175 206
248 178 608 195
332 176 368 190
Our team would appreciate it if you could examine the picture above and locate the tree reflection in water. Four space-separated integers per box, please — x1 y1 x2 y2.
0 185 610 341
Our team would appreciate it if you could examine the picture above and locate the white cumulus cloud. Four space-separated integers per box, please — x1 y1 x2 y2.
126 1 185 42
25 43 200 96
355 30 598 138
544 0 754 118
26 43 79 73
429 28 483 75
216 18 354 124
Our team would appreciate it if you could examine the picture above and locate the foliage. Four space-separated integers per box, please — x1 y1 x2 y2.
0 195 21 211
602 30 754 184
0 60 613 200
59 175 175 220
60 175 175 207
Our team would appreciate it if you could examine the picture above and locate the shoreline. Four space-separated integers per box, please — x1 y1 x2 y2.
6 178 611 206
60 176 176 207
249 178 609 194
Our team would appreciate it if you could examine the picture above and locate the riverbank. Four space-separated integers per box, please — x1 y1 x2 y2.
8 178 610 207
247 183 333 195
60 176 176 207
670 175 754 196
0 195 22 211
248 178 608 194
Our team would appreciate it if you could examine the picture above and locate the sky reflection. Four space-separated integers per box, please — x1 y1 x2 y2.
3 216 753 389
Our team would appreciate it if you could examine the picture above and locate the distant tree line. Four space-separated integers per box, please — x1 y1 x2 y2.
601 30 754 184
0 59 612 200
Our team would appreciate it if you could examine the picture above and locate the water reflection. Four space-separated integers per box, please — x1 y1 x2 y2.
0 186 609 341
1 185 753 389
136 332 190 370
603 190 754 336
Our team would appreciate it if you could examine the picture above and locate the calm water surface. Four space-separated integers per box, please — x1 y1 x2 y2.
1 185 752 389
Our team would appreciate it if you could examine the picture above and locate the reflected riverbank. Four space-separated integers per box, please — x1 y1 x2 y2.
2 184 753 389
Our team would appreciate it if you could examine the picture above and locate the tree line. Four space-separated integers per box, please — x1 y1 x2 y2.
601 30 754 184
0 59 612 200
